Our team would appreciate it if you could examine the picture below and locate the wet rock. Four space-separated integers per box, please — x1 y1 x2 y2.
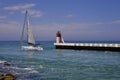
3 62 10 67
0 73 15 80
0 74 4 80
4 73 15 80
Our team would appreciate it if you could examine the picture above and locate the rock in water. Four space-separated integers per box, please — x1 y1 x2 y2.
0 73 15 80
4 73 15 80
4 62 10 67
0 74 4 80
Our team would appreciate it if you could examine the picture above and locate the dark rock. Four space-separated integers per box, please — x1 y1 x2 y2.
0 73 15 80
4 73 15 80
0 74 4 80
3 62 10 67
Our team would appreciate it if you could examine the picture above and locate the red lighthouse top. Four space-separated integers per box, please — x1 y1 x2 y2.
56 31 61 37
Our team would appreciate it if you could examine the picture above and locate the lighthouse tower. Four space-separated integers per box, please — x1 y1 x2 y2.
56 31 64 43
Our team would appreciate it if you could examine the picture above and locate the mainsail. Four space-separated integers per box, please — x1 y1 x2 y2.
26 11 35 45
21 10 35 45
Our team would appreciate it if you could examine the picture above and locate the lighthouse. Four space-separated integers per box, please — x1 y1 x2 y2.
56 31 64 43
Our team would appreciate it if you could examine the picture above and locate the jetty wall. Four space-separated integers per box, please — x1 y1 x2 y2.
54 43 120 52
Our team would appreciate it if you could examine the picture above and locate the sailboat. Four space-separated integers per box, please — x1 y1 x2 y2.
21 10 43 51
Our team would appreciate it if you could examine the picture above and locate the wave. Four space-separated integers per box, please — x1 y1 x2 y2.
0 60 39 79
0 60 7 64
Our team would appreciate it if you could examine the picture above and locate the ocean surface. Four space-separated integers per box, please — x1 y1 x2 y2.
0 41 120 80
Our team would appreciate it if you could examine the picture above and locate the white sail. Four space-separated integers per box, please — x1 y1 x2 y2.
26 13 35 45
21 10 43 51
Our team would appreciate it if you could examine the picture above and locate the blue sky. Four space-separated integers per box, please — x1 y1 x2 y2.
0 0 120 41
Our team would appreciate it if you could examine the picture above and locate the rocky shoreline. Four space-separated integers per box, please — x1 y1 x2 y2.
0 61 15 80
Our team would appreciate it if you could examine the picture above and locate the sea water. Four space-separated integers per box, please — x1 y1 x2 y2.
0 41 120 80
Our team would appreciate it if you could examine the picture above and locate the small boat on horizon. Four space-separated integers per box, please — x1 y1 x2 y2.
21 10 43 51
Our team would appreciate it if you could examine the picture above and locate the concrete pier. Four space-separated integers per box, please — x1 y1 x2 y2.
54 43 120 52
54 31 120 52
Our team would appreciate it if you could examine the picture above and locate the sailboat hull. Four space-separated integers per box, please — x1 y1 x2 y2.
21 46 43 51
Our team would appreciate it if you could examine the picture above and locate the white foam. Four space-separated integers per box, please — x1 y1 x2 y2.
29 70 38 73
39 65 43 69
9 66 38 74
0 60 6 64
10 66 34 71
23 68 34 70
